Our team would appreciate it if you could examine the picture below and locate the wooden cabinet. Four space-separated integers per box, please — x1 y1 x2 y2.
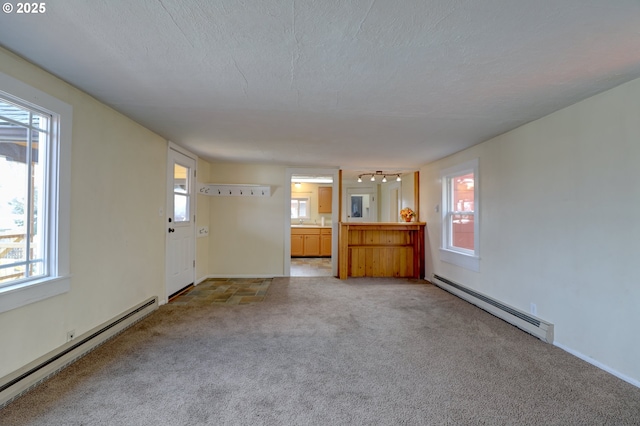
321 228 332 256
291 234 304 256
292 227 331 257
303 234 321 256
318 187 332 213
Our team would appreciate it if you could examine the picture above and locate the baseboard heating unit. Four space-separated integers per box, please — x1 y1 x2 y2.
0 296 158 408
432 275 553 343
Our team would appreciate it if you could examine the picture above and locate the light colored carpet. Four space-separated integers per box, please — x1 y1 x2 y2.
2 277 639 425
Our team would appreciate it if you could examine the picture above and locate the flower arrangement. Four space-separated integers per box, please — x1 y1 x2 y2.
400 207 416 222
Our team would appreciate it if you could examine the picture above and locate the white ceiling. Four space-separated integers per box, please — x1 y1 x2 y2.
2 0 640 173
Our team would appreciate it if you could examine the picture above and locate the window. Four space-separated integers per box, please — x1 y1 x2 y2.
173 163 190 222
0 71 71 313
291 197 310 219
440 159 479 271
0 99 50 283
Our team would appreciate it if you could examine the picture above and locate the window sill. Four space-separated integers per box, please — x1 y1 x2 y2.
440 248 480 272
0 275 71 314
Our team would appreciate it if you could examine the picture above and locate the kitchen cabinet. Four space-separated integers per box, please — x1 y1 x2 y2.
321 228 332 256
303 233 321 256
291 233 304 256
318 186 332 213
291 227 331 257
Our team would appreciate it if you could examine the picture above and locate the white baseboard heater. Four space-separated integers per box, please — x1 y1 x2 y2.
0 296 158 408
432 274 554 343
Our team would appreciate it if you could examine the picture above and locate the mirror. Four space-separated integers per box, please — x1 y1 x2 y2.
346 190 375 222
341 171 418 223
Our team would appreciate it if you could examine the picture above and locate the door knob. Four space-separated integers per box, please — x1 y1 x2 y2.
168 228 175 233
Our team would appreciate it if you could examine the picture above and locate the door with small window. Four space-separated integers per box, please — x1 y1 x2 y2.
166 147 196 298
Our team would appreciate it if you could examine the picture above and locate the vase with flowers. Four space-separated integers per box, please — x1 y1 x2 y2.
400 208 416 222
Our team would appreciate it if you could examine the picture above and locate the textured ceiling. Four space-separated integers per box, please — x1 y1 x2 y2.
1 0 640 173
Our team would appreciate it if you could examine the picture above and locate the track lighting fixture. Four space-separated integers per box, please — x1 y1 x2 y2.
356 171 403 183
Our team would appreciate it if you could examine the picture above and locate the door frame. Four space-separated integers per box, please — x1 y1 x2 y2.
165 141 197 302
284 167 339 277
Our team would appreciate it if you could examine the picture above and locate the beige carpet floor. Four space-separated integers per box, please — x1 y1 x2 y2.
2 277 639 425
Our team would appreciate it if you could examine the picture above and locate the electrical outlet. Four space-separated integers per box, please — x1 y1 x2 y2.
530 303 537 316
67 330 75 342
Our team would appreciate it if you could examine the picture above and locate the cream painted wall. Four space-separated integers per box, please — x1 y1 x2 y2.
0 48 167 378
420 77 640 385
207 163 286 277
196 158 211 283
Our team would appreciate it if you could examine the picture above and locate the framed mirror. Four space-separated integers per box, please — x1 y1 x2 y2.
341 171 418 223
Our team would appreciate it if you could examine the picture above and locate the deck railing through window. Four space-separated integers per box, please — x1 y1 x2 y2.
0 231 30 283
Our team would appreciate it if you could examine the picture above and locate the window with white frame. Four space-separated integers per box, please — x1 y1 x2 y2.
0 71 71 313
291 197 310 219
0 98 51 284
440 159 479 271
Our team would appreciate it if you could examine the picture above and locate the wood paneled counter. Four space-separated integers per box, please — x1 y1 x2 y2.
339 222 425 280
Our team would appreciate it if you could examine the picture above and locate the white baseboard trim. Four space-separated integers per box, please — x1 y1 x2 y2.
554 341 640 389
204 274 281 279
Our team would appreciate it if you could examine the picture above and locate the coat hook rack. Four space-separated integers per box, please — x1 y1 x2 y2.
198 183 271 197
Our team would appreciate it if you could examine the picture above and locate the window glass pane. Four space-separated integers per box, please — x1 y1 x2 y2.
174 194 188 222
31 131 47 273
0 136 28 283
449 172 475 251
173 163 189 222
452 213 474 250
174 164 188 193
32 113 49 132
291 198 309 219
29 260 45 277
453 172 474 212
0 120 28 157
0 100 30 125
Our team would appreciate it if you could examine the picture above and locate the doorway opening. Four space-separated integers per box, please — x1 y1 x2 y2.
290 257 333 277
285 168 339 277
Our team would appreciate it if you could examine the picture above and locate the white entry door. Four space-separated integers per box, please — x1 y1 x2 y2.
166 147 196 298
